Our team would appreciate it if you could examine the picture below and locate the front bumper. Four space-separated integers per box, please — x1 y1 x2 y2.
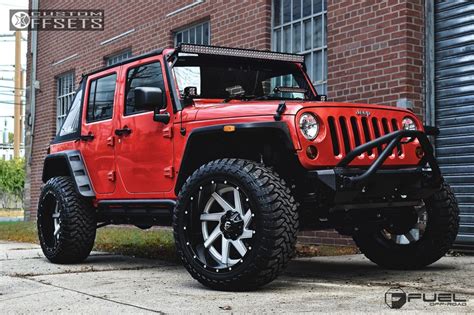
310 127 442 206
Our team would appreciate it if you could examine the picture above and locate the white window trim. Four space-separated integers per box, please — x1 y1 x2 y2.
105 49 132 66
56 72 75 131
271 0 327 93
174 21 211 46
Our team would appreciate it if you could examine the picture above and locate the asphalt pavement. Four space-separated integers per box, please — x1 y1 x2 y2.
0 241 473 313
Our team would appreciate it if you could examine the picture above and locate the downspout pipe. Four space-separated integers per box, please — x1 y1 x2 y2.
29 0 39 161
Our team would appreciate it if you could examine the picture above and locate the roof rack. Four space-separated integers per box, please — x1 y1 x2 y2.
177 43 305 63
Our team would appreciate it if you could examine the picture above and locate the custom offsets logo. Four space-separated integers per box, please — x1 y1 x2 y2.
385 287 468 309
10 10 104 31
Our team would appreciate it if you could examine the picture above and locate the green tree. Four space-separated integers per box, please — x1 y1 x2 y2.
8 132 14 144
0 158 25 200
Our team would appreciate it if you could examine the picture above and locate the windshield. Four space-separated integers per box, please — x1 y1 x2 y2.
172 55 315 101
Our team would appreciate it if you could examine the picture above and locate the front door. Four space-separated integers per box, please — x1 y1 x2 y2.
114 56 174 194
80 69 119 194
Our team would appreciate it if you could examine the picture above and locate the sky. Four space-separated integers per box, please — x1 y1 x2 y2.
0 0 28 135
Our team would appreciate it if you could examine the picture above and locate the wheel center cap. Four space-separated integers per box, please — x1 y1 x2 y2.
220 211 244 240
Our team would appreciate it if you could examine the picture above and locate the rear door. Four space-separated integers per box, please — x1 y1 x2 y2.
114 56 175 194
80 69 119 194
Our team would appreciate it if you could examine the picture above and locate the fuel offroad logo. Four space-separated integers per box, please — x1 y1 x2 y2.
10 10 104 31
385 287 468 309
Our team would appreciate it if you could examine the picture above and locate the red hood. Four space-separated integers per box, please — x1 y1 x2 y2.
181 99 415 122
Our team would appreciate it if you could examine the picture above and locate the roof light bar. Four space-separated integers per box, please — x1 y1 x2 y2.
178 44 305 63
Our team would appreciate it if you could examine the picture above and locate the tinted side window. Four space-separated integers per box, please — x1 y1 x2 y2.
87 73 117 123
125 62 165 115
58 87 83 136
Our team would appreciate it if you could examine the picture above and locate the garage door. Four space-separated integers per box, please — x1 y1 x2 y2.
435 1 474 245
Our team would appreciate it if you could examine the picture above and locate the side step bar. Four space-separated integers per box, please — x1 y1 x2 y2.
97 199 176 226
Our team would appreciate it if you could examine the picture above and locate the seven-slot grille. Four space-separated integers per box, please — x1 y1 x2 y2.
327 116 404 157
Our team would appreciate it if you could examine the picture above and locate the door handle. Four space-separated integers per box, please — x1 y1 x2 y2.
115 127 132 136
79 133 94 141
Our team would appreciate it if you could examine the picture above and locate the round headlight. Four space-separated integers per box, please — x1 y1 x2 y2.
402 117 417 131
299 113 319 140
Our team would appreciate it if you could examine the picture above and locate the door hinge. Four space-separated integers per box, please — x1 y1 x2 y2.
107 170 116 182
163 126 173 138
164 166 174 178
107 136 115 147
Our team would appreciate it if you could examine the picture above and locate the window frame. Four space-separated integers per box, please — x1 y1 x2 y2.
105 49 132 66
123 60 166 116
56 71 76 131
271 0 327 94
52 79 86 144
174 20 211 46
85 72 118 124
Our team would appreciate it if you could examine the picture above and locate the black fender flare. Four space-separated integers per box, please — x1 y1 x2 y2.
175 121 295 194
42 150 95 198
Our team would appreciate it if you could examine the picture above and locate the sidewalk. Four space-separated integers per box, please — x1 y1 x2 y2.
0 241 472 313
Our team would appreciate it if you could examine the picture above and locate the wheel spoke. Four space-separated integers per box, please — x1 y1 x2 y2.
221 237 230 264
243 210 252 226
240 229 254 239
53 224 60 237
204 226 222 248
212 192 233 211
396 234 410 245
200 212 225 221
233 188 243 215
406 228 419 242
52 213 60 219
231 239 247 257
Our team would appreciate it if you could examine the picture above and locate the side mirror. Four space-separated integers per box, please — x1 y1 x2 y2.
134 87 169 124
134 86 164 111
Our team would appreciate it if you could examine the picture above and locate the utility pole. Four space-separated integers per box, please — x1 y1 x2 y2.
13 31 21 158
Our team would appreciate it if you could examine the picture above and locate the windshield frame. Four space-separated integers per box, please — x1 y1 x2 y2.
171 54 317 106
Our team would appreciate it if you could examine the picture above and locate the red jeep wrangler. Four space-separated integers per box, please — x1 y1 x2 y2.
39 44 459 290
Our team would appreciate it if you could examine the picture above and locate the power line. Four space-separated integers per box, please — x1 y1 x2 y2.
0 86 25 90
0 101 25 106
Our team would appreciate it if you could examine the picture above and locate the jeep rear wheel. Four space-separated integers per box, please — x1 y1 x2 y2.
353 182 460 269
37 176 96 264
173 159 298 291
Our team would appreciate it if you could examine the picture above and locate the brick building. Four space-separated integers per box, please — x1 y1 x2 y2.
25 0 474 246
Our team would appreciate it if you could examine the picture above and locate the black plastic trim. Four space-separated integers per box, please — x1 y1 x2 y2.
175 121 295 194
42 150 95 198
98 199 176 207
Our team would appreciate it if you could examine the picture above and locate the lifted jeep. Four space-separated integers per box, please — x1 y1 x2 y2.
39 44 459 290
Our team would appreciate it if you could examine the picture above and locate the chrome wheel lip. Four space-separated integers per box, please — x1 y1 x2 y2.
184 180 256 272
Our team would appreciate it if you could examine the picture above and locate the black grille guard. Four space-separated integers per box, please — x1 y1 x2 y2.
316 126 442 191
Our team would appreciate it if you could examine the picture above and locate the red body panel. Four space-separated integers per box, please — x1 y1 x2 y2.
80 68 119 195
49 56 423 203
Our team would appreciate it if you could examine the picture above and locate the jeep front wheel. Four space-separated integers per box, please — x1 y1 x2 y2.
173 159 299 290
37 176 96 264
353 182 460 269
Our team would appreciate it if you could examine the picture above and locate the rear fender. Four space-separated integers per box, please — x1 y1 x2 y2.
42 150 95 197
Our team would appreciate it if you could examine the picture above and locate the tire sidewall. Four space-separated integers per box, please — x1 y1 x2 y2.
37 178 66 258
175 169 268 282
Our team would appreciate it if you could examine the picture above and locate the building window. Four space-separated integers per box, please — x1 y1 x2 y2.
105 50 132 66
175 21 210 45
56 72 75 130
272 0 327 94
